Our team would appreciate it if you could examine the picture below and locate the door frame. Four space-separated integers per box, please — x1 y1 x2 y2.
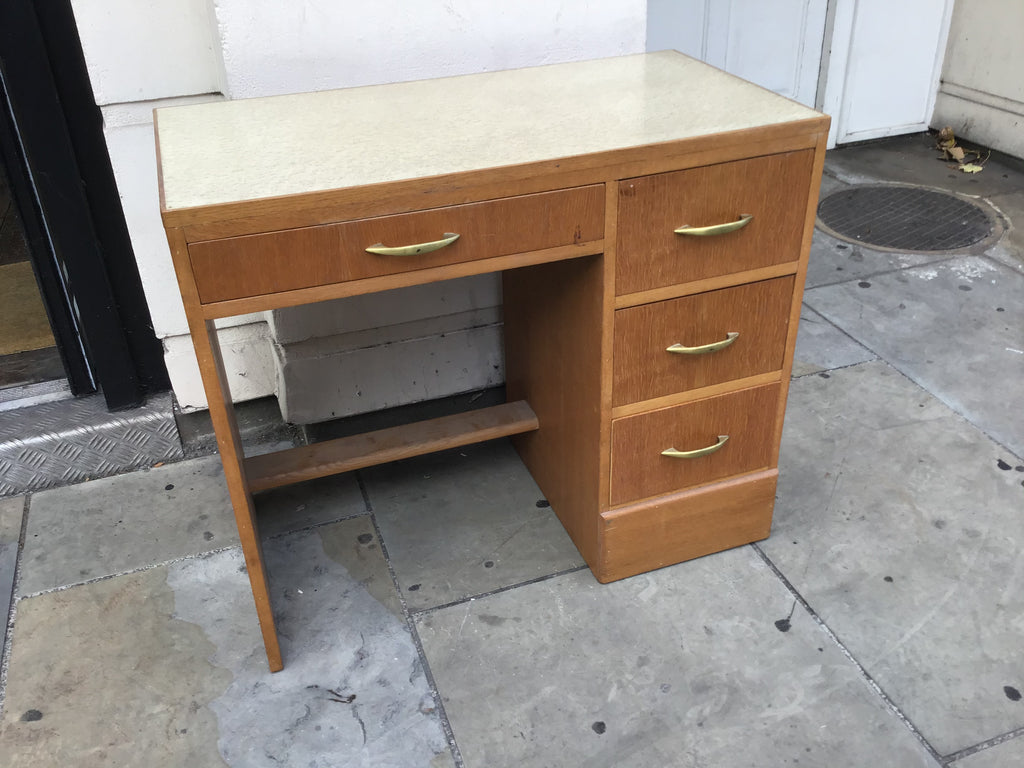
0 0 168 409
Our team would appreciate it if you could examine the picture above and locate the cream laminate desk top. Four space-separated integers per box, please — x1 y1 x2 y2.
155 51 821 214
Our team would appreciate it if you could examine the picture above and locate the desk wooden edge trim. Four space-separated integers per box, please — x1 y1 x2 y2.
161 118 829 238
610 370 784 419
597 184 619 520
613 262 800 309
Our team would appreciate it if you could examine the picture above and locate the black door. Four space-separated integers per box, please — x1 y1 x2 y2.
0 0 168 410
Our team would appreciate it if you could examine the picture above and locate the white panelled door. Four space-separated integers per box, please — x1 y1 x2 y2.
647 0 955 147
647 0 828 108
823 0 954 145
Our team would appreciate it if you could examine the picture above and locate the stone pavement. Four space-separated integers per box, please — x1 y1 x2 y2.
1 133 1023 766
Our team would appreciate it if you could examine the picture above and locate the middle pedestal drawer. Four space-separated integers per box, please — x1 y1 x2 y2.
609 382 780 507
613 276 794 406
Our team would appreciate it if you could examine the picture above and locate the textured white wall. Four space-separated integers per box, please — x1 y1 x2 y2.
215 0 646 98
932 0 1024 159
70 0 646 410
71 0 225 104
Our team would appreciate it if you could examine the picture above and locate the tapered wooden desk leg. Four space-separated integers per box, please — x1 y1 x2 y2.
191 318 284 672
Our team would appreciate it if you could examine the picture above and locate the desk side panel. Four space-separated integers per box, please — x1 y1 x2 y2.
770 123 831 466
504 253 607 567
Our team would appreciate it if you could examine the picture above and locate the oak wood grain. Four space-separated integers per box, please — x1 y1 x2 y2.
245 401 538 492
189 186 604 304
504 254 607 568
613 262 798 309
615 149 815 294
197 241 604 320
613 276 794 406
611 371 782 419
598 182 619 510
155 56 832 671
164 227 284 672
598 470 777 582
609 382 780 506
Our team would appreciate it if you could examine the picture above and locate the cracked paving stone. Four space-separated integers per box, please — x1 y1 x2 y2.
0 517 452 768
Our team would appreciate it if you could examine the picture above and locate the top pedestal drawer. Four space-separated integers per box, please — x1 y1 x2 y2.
188 185 604 303
615 150 814 295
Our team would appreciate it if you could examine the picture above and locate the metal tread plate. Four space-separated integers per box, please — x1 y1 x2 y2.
0 392 184 496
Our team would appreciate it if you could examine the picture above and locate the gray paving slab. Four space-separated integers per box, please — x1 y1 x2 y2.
987 190 1024 272
0 495 23 650
792 305 876 377
362 439 585 611
823 133 1024 198
805 255 1024 457
989 190 1024 249
255 472 367 537
952 735 1024 767
416 547 939 768
805 228 951 289
987 240 1024 277
765 361 1024 756
818 170 850 198
18 454 364 596
0 517 453 767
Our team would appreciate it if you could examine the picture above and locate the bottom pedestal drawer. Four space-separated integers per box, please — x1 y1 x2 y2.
596 470 777 583
609 382 780 506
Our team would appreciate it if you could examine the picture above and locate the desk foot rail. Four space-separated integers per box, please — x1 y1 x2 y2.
246 400 539 492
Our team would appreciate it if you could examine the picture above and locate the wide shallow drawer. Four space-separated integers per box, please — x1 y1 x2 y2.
188 185 604 303
609 382 779 506
615 150 813 295
598 470 777 582
613 276 794 406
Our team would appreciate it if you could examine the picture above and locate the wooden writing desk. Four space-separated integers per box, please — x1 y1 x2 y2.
155 52 830 671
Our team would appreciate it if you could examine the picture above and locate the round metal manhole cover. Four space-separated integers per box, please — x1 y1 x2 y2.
817 185 994 252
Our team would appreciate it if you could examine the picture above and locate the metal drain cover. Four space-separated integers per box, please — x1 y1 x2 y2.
817 185 993 252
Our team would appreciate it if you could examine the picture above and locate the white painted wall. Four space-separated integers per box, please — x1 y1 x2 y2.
932 0 1024 159
217 0 646 98
646 0 827 107
71 0 225 104
69 0 646 414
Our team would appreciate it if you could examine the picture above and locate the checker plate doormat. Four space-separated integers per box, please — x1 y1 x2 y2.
817 185 994 252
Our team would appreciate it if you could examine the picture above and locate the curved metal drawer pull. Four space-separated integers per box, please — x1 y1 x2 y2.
674 214 753 237
666 331 739 355
661 435 729 459
365 232 460 256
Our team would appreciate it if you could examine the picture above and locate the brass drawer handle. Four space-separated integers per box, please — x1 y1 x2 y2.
674 214 753 237
661 435 729 459
365 232 460 256
666 331 739 355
